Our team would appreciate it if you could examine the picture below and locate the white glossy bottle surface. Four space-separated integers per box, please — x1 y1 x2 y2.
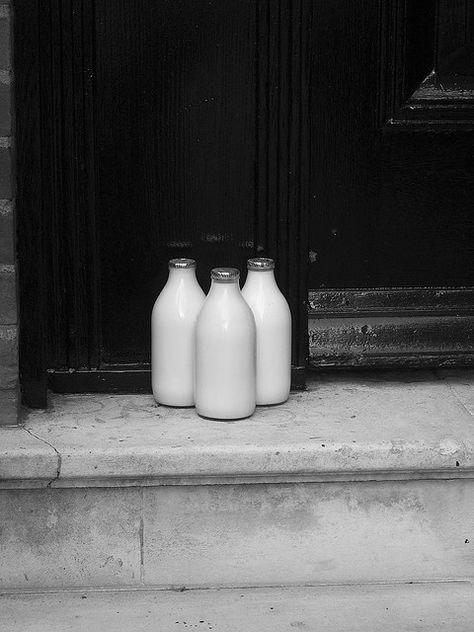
151 259 205 406
195 268 256 420
241 258 291 405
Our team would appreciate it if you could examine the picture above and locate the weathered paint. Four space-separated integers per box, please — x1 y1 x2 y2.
308 288 474 368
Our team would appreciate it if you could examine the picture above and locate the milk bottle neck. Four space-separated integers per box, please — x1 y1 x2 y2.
244 268 277 291
167 267 198 285
208 278 242 297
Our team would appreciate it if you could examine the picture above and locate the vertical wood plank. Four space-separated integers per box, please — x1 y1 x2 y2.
255 0 309 370
58 0 99 369
39 0 68 371
15 0 47 407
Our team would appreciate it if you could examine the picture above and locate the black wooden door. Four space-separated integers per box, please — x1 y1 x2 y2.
15 1 474 406
309 0 474 367
307 1 474 367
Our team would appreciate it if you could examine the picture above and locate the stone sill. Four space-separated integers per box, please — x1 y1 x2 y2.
2 583 474 631
1 370 473 489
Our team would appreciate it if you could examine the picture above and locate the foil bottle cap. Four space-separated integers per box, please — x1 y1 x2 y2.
169 258 196 269
247 258 275 271
211 267 240 282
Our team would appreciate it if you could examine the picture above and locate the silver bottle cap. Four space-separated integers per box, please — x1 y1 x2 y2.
247 258 275 270
211 267 240 282
169 258 196 269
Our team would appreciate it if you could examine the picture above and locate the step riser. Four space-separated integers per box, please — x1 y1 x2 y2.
2 479 474 590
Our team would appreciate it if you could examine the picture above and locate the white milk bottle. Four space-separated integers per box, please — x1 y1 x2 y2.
241 258 291 405
151 258 205 406
195 267 256 419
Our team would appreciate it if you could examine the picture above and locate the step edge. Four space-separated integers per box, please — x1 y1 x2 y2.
1 578 473 597
2 467 474 489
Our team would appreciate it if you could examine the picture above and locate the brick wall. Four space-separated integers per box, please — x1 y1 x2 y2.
0 1 17 424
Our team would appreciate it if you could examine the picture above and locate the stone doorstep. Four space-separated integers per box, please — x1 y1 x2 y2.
3 370 474 592
1 582 474 632
1 369 473 489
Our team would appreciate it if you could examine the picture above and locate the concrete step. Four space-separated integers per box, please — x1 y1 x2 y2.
1 370 474 590
1 582 474 631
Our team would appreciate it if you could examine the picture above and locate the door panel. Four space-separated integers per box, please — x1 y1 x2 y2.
309 0 474 289
308 0 474 367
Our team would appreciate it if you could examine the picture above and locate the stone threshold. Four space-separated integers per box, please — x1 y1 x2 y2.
1 582 474 631
1 370 473 489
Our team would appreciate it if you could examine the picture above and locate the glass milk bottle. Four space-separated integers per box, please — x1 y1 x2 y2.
241 258 291 405
195 268 256 420
151 258 205 406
